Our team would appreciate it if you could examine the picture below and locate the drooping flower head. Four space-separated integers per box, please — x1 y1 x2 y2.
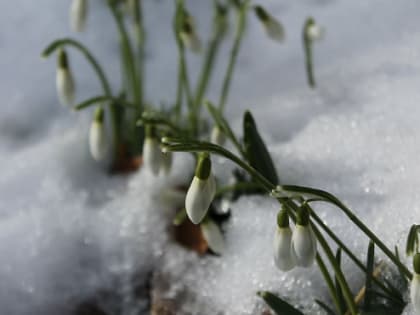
254 5 284 42
411 253 420 314
273 207 296 271
291 205 317 267
70 0 88 32
185 153 216 224
56 49 75 108
143 125 162 176
89 106 108 161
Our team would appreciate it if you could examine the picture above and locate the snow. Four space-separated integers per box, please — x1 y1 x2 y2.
2 0 420 314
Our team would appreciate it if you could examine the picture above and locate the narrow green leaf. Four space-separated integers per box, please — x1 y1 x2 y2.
315 299 337 315
364 241 375 311
257 291 305 315
243 111 279 185
334 248 346 315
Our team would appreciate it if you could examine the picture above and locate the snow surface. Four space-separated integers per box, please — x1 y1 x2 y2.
2 0 420 314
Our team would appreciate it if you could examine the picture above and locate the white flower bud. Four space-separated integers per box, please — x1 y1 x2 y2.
160 151 173 175
89 107 108 161
185 154 216 224
306 24 324 41
70 0 88 32
254 6 284 42
274 227 296 271
210 126 226 146
180 31 202 53
143 138 162 176
56 50 75 108
185 175 216 224
291 224 317 267
201 219 225 255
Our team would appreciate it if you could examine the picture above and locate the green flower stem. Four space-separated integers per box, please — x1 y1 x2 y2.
137 117 187 136
303 18 315 88
194 27 224 113
215 181 261 197
42 38 120 162
133 0 145 106
74 96 137 111
42 39 112 96
281 185 413 280
205 101 245 156
218 0 249 112
174 54 184 123
307 204 400 299
108 2 142 121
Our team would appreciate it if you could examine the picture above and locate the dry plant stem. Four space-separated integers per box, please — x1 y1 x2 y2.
218 0 249 112
343 263 385 315
42 39 119 162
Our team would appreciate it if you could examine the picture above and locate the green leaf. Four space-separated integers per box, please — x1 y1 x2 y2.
364 241 375 311
257 291 305 315
334 248 346 315
243 111 279 185
315 299 337 315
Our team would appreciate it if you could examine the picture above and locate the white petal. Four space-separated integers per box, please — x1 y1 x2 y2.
265 19 284 41
143 138 161 176
201 220 225 255
185 176 214 224
70 0 88 32
160 151 173 175
210 126 226 146
291 225 317 267
273 227 296 271
89 121 108 161
180 32 202 53
411 274 420 314
306 24 324 41
56 68 75 107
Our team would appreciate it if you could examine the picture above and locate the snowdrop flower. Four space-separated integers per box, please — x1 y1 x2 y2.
273 208 296 271
201 219 225 255
411 253 420 314
185 154 216 224
70 0 88 32
160 151 173 175
180 18 202 53
56 49 75 108
143 125 162 176
305 20 324 42
291 205 317 267
89 107 108 161
254 5 284 41
210 125 226 146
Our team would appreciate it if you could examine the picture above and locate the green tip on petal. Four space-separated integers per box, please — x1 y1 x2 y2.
254 5 269 22
296 205 310 226
57 49 69 69
195 153 211 180
414 253 420 274
93 107 105 123
145 124 157 139
277 208 289 228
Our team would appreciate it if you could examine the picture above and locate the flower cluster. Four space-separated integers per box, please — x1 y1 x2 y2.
274 206 317 271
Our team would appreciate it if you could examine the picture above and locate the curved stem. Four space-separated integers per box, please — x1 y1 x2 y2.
42 38 112 96
282 185 412 280
42 38 120 163
218 0 248 112
74 96 137 111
